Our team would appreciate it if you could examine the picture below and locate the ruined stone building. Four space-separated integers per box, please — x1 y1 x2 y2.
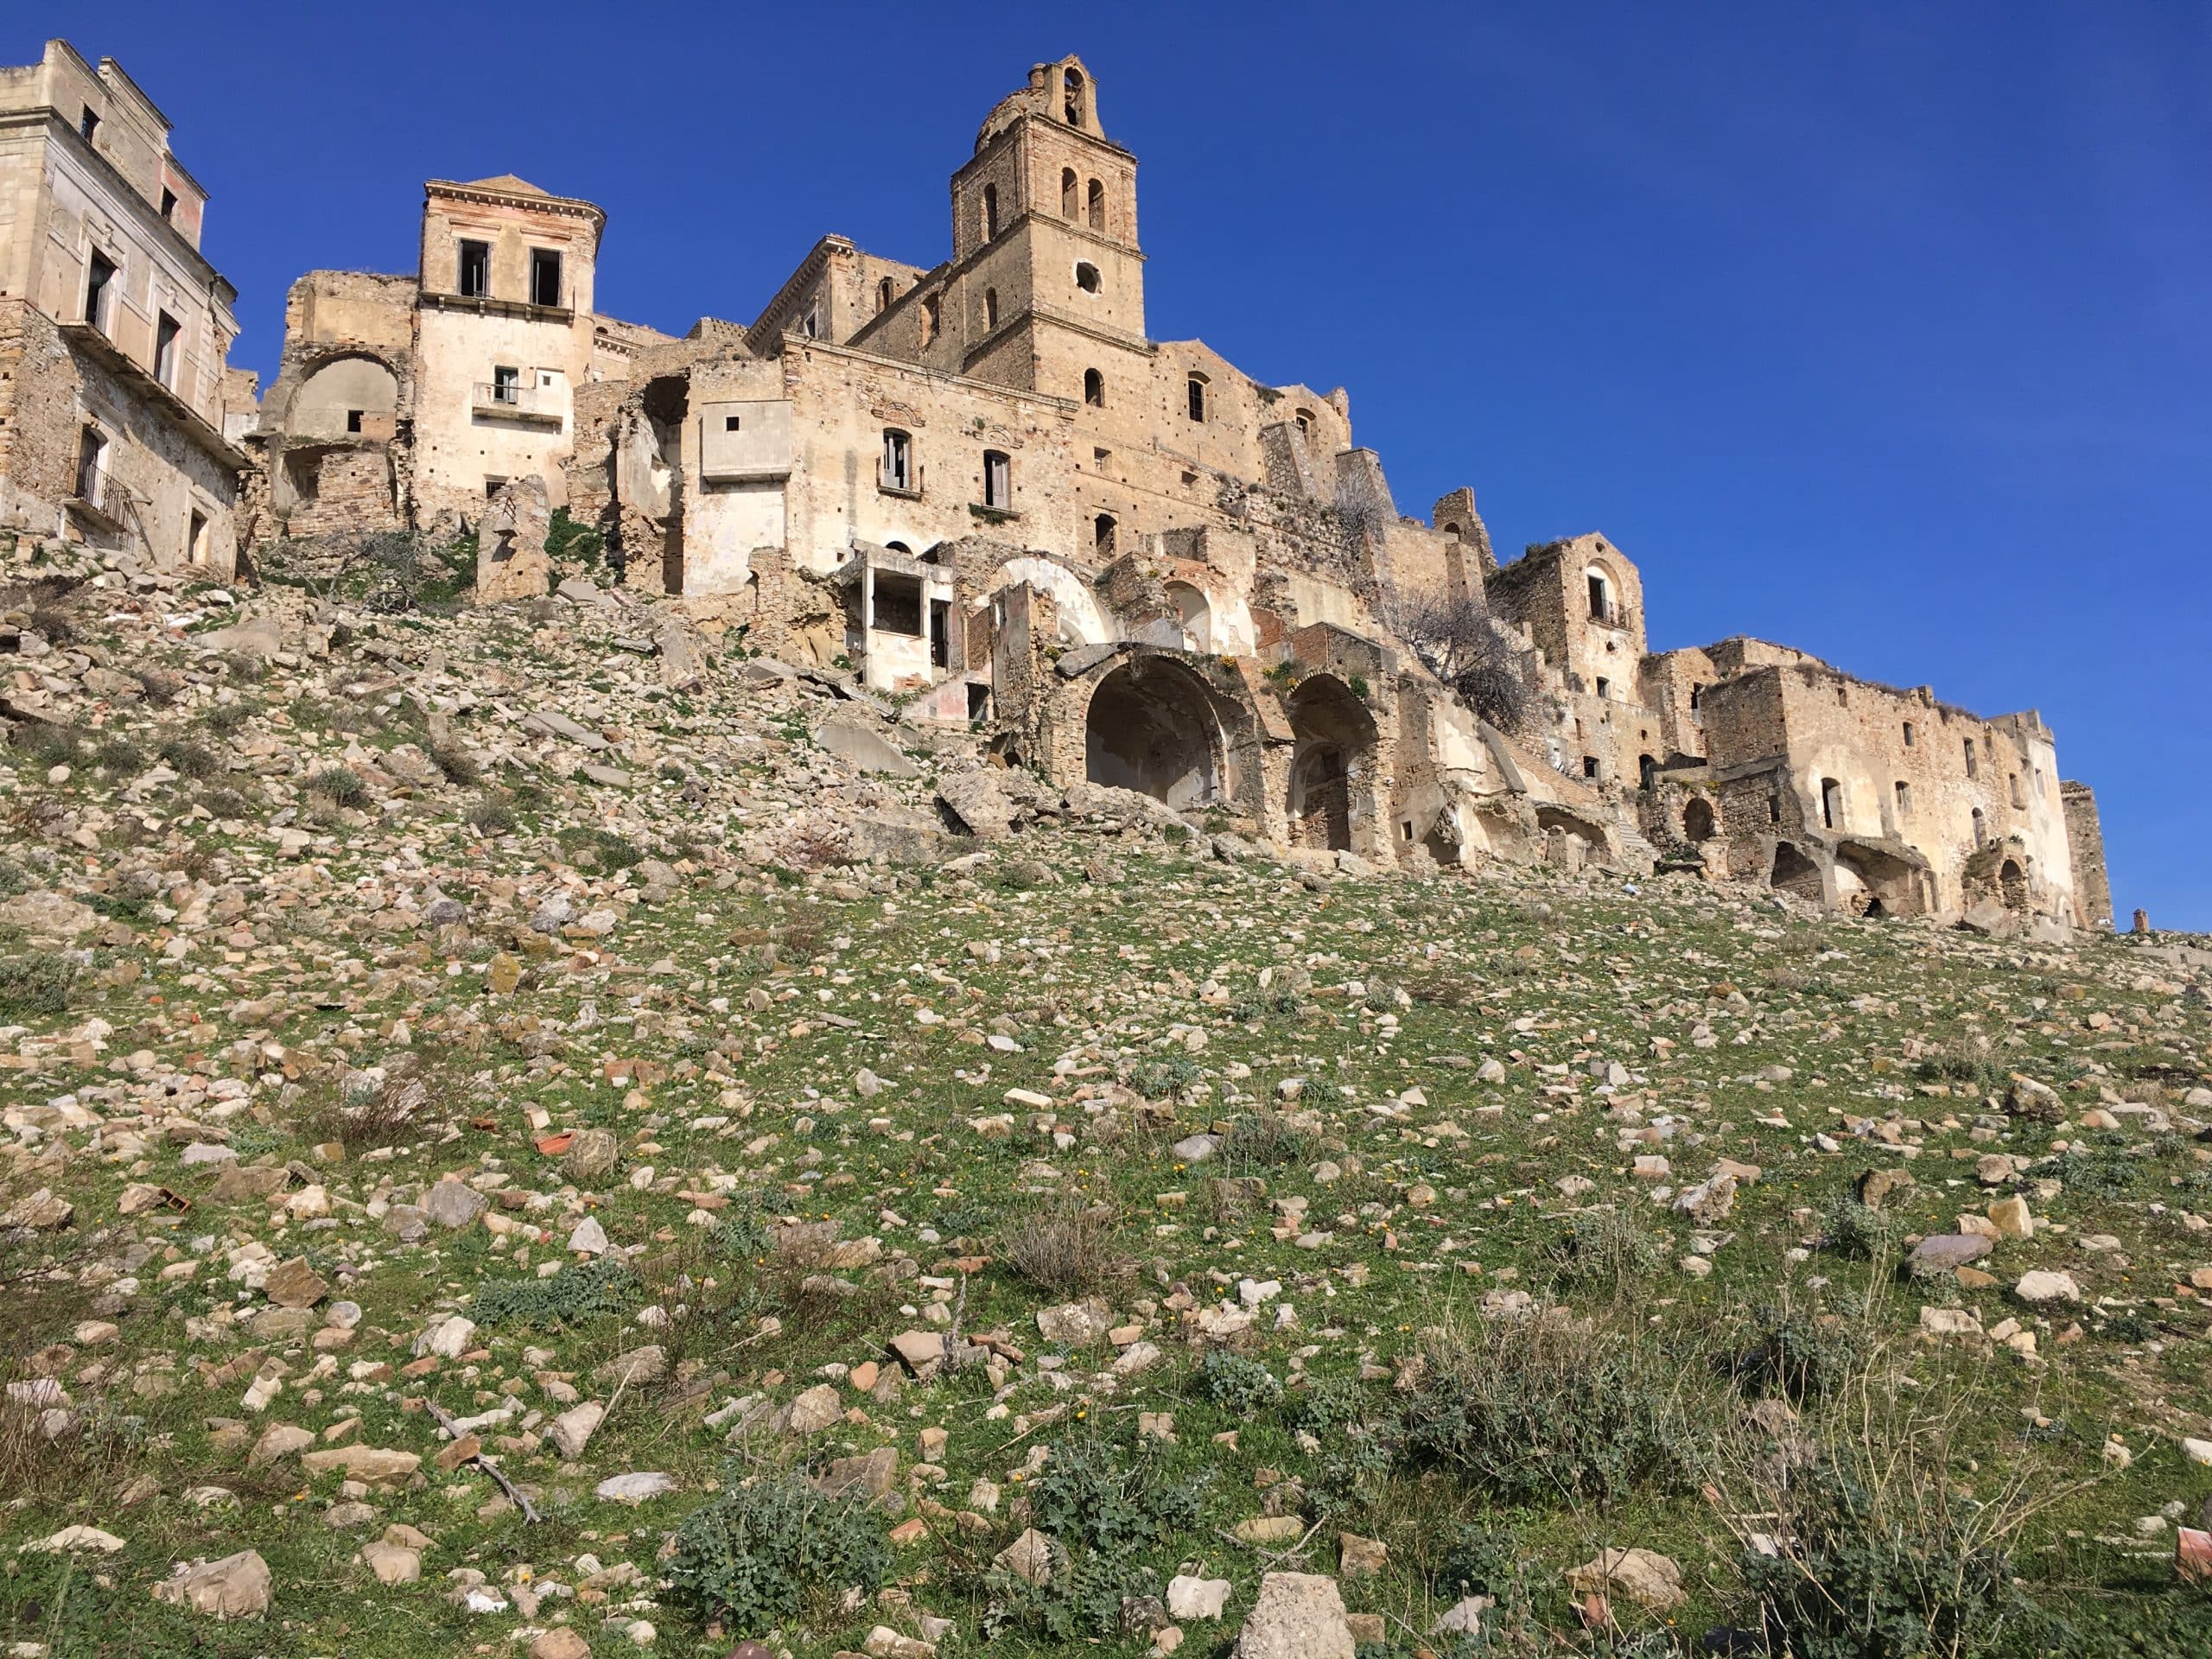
0 41 248 576
16 45 2113 931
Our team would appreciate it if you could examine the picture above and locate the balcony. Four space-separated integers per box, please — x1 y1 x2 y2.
472 381 563 426
65 463 128 531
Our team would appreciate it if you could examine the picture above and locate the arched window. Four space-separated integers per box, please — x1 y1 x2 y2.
982 183 999 241
1063 67 1084 124
1441 521 1461 539
1821 777 1845 830
1094 512 1116 556
1074 261 1101 294
1083 368 1104 407
1586 568 1612 621
982 449 1010 509
876 276 893 315
1062 168 1079 218
1186 373 1208 423
1087 178 1104 230
983 287 999 329
1971 806 1986 844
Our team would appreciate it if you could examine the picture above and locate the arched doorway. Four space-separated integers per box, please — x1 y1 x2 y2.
1166 582 1211 652
1285 675 1378 852
1999 857 2027 910
1836 844 1922 918
1682 798 1715 842
1535 806 1608 857
1085 661 1220 808
1770 840 1825 901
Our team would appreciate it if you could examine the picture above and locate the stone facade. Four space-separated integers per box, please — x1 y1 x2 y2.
190 50 2120 921
0 40 245 575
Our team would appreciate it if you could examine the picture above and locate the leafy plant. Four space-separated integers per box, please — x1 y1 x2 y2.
1218 1109 1308 1172
667 1469 892 1637
1128 1055 1203 1099
0 951 79 1016
304 766 368 807
471 1258 638 1328
1199 1349 1283 1414
1548 1208 1666 1295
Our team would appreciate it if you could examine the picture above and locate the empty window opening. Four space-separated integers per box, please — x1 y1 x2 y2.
457 239 489 298
881 429 913 493
1087 177 1105 230
801 306 819 340
983 287 999 329
1295 407 1314 431
74 427 106 504
929 600 951 669
920 293 941 346
872 573 923 638
1441 521 1461 539
529 248 563 307
1594 676 1611 700
492 365 519 404
1894 779 1912 816
1094 512 1116 556
344 407 365 434
153 312 181 389
1963 736 1978 778
1093 446 1111 467
160 188 178 222
79 106 99 143
1167 582 1211 652
1835 683 1848 706
1074 260 1102 294
1582 755 1599 779
1767 793 1782 825
982 183 999 240
1083 367 1105 407
1186 373 1208 422
188 510 209 564
1970 806 1986 845
723 414 742 432
1638 753 1657 790
1820 777 1844 830
1062 168 1079 218
967 683 991 721
1586 571 1611 620
885 541 912 556
83 250 116 331
1682 797 1715 842
1999 857 2027 910
484 475 506 498
1902 720 1916 747
1063 67 1085 124
1688 683 1703 711
982 448 1011 509
876 276 894 314
2008 772 2024 809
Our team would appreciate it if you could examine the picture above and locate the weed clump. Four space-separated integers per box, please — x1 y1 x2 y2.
1001 1201 1128 1296
1217 1109 1308 1172
1128 1055 1203 1100
667 1469 892 1638
1398 1316 1720 1506
156 734 219 779
1198 1349 1283 1415
1821 1191 1898 1261
0 951 79 1016
304 766 368 807
472 1258 638 1328
1548 1208 1667 1296
984 1436 1208 1637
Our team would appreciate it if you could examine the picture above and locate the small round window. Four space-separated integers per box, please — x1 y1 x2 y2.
1074 261 1101 294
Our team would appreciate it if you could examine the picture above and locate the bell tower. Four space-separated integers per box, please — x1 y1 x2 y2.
940 56 1147 394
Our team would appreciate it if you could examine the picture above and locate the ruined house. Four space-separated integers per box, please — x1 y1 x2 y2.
236 53 2111 931
0 40 248 575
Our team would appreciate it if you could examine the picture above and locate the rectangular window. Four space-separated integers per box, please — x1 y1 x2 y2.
1902 720 1915 747
872 573 923 637
1894 779 1911 816
1582 755 1599 779
188 510 208 564
79 107 99 143
485 476 507 498
1688 683 1702 711
882 429 912 492
84 251 116 331
529 248 563 307
160 188 178 222
346 409 364 434
1594 677 1611 700
154 312 181 389
982 449 1010 508
724 415 742 432
458 239 490 298
75 427 106 504
492 365 519 404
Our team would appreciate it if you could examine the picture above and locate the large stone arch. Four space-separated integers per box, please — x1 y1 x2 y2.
1284 674 1380 853
1770 839 1827 902
1049 648 1264 820
284 352 400 441
1834 841 1929 918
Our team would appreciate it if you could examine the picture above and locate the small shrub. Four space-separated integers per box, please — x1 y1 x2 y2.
1025 1434 1206 1556
2054 1130 2156 1198
1733 1302 1866 1403
91 736 144 774
467 797 516 834
0 951 79 1016
1198 1349 1283 1415
199 701 257 737
304 766 367 807
1217 1109 1308 1172
1398 1315 1720 1506
563 827 645 873
1002 1201 1129 1296
1916 1038 2006 1096
156 734 219 779
7 721 81 766
429 744 480 785
1821 1191 1898 1261
667 1470 892 1638
1548 1208 1667 1295
1159 822 1192 844
1128 1055 1203 1100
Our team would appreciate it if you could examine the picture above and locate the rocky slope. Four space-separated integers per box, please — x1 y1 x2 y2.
2 533 2211 1657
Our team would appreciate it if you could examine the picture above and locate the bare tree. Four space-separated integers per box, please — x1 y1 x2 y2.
1391 589 1536 734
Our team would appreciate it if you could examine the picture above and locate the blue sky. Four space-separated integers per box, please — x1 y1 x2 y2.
21 2 2210 927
